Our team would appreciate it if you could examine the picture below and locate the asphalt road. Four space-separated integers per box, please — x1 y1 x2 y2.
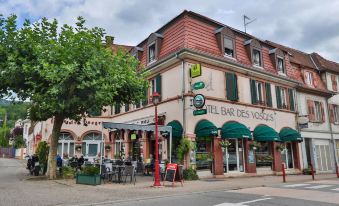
78 190 336 206
0 158 338 206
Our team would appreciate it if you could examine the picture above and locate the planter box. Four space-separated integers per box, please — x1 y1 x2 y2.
76 174 101 185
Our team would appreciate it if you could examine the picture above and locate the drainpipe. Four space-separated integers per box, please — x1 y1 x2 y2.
176 52 186 135
325 95 338 174
295 85 306 170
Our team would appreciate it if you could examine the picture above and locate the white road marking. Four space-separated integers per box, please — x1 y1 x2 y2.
214 197 272 206
332 188 339 191
283 184 310 188
305 185 332 189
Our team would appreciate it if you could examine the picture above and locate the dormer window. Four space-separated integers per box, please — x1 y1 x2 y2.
253 49 262 67
148 43 156 63
277 57 285 73
304 71 314 86
131 47 144 62
244 39 262 68
147 33 163 65
224 36 234 57
215 27 236 59
269 48 285 74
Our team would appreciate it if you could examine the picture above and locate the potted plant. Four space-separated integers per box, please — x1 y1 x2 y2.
75 144 82 151
275 143 285 152
219 139 231 151
105 145 111 151
76 165 101 185
249 141 261 150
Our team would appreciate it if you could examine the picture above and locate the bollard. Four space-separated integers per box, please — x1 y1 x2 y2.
310 163 315 181
336 163 339 178
282 163 286 183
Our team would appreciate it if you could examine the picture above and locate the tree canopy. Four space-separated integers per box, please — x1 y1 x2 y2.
0 14 148 178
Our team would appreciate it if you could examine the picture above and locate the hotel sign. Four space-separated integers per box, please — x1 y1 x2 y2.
206 105 275 122
190 64 202 78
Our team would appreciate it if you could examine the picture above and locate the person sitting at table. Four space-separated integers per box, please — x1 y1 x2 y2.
77 155 84 170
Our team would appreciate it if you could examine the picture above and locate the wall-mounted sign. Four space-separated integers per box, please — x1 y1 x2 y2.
193 109 207 116
131 133 137 140
206 104 275 122
193 94 205 109
190 64 201 78
192 81 205 90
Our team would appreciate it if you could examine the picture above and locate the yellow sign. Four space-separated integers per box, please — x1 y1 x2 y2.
190 64 201 78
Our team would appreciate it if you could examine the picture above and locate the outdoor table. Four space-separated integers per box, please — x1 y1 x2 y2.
112 165 125 183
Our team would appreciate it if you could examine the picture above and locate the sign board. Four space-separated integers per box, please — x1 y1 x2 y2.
248 150 255 164
131 133 137 140
299 123 308 129
163 163 183 186
193 109 207 116
193 94 205 108
192 81 205 90
190 64 201 78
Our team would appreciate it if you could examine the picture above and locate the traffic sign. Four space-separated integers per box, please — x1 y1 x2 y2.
193 109 207 116
192 81 205 90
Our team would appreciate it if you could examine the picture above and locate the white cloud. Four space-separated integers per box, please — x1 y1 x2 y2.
1 0 339 61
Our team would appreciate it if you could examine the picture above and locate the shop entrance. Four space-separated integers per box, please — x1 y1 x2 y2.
281 143 294 169
223 139 245 173
315 142 333 172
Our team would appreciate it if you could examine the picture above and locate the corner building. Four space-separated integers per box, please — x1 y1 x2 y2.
105 11 303 177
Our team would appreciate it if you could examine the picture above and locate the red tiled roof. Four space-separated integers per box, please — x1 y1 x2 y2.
265 41 316 69
111 44 133 53
311 53 339 73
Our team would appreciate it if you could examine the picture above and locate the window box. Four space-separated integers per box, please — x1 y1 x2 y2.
76 174 101 186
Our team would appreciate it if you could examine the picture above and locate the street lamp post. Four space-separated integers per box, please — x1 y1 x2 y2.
152 92 161 187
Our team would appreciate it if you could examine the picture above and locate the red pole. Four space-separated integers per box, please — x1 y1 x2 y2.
282 163 286 183
335 163 339 178
153 105 161 187
310 163 315 181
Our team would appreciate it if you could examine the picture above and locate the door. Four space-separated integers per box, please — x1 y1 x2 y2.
315 143 333 172
282 143 294 169
223 139 245 173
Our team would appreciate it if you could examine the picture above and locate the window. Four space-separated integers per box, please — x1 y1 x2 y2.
224 37 234 57
305 71 314 86
331 75 338 91
149 74 162 101
276 86 288 109
114 103 120 114
253 49 262 67
334 105 339 124
58 133 75 158
250 79 264 105
225 72 238 101
314 101 322 122
277 57 285 73
288 88 295 111
148 43 156 63
308 100 324 123
265 83 272 107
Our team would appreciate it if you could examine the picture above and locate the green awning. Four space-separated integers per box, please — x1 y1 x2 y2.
253 125 280 142
279 127 302 142
221 121 251 139
167 120 183 139
195 120 218 138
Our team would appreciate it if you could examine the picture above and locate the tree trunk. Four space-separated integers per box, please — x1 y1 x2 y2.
47 115 64 179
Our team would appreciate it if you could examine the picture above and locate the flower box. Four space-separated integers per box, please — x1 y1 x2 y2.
76 174 101 185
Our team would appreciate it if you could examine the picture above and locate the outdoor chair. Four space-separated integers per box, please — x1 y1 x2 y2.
136 161 145 175
123 165 136 185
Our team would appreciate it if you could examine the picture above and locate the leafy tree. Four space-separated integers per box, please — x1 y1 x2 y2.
0 15 147 179
13 134 25 149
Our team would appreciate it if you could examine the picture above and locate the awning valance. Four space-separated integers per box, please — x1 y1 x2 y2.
221 121 251 139
102 122 172 133
253 125 280 142
195 120 218 138
167 120 183 139
279 127 302 142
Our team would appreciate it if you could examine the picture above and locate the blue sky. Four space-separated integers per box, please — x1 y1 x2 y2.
1 0 339 62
